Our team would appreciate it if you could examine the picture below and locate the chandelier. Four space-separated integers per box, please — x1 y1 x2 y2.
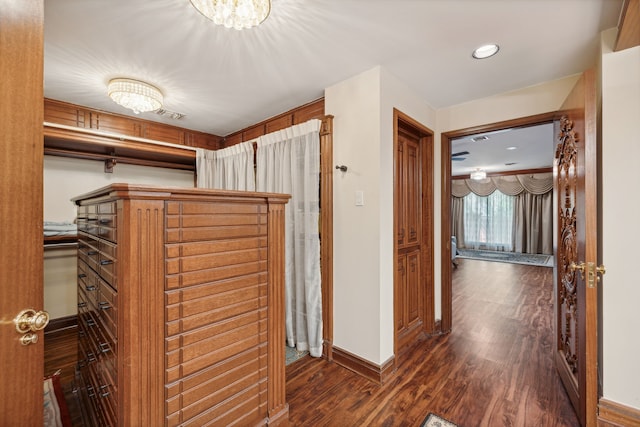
190 0 271 30
107 78 163 114
470 168 487 180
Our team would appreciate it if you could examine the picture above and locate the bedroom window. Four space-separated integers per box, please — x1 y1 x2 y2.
463 190 514 251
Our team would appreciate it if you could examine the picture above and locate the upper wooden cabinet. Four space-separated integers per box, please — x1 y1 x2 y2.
222 98 324 147
44 99 223 171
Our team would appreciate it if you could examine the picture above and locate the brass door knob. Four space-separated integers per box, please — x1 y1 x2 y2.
14 309 50 334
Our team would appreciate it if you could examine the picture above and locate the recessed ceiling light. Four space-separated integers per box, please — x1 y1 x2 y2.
506 146 517 150
470 135 489 142
472 44 500 59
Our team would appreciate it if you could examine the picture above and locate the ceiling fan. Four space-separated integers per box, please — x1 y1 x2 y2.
451 150 469 161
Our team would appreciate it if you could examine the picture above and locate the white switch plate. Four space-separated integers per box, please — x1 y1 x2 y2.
355 190 364 206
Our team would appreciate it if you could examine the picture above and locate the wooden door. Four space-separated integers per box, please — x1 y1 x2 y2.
554 69 599 427
394 114 430 358
0 1 45 425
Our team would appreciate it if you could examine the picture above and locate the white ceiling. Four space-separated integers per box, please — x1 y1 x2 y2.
44 0 623 136
451 123 556 176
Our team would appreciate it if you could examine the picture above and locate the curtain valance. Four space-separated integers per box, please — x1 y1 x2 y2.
451 172 553 197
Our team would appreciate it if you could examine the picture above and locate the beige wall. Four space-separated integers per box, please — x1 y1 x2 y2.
326 66 436 364
600 28 640 410
43 156 194 318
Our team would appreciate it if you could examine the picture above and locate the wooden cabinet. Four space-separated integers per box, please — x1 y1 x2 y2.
74 184 289 426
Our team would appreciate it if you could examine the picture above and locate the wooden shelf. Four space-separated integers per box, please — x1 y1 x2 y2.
44 123 196 171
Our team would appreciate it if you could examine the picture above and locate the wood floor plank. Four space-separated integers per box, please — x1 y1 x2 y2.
45 258 578 426
286 259 579 426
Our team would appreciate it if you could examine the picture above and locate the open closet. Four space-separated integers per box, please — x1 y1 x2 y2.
41 98 334 425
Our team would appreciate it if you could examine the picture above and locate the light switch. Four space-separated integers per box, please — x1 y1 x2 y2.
355 190 364 206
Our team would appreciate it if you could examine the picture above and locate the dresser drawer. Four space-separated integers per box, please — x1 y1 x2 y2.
97 279 117 337
78 236 100 273
97 246 117 288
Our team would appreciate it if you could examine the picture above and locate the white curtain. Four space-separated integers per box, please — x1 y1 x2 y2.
463 191 515 251
196 141 255 191
256 119 323 357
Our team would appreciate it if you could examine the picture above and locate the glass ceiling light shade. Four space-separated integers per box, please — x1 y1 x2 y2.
107 78 163 114
470 169 487 180
472 44 500 59
190 0 271 30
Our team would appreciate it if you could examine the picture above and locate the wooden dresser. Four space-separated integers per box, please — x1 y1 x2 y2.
73 184 289 426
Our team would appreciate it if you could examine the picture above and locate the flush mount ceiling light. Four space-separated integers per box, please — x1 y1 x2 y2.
470 168 487 180
472 43 500 59
190 0 271 30
107 78 163 114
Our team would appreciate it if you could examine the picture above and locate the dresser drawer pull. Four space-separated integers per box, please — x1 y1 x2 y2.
77 302 87 308
99 302 111 310
86 319 96 327
85 285 97 291
100 259 113 265
86 352 96 362
87 250 98 256
87 385 95 397
98 218 112 224
99 342 110 353
87 218 98 222
99 385 110 398
78 273 87 278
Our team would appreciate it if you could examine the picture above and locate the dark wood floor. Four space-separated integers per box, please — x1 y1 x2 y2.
286 259 579 426
45 258 578 426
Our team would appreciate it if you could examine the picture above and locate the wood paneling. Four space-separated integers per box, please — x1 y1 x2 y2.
73 184 289 426
92 111 142 137
0 2 45 425
44 99 222 170
265 115 292 134
222 99 324 147
144 122 185 145
615 0 640 52
286 260 580 427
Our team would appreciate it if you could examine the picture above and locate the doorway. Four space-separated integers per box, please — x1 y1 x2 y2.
440 112 557 332
393 109 434 363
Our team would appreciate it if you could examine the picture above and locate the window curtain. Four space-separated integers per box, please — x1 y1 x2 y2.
196 141 255 191
514 191 553 254
451 196 465 249
256 119 323 357
452 172 553 254
463 191 515 251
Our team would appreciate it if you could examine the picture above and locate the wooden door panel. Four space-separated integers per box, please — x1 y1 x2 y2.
0 1 45 425
405 140 421 246
396 139 406 247
395 255 407 332
554 69 598 427
406 250 422 326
